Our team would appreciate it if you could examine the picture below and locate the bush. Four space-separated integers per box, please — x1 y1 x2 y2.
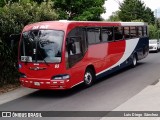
0 1 58 86
0 41 18 86
0 2 58 44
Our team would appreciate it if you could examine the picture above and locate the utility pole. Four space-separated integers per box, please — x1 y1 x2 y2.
155 9 158 39
155 9 157 27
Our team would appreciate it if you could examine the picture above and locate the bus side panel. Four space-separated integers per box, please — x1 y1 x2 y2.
69 36 148 86
134 37 149 60
99 41 125 73
69 40 126 86
69 43 107 87
96 38 140 78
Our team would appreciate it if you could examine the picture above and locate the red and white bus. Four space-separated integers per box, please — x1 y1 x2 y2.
18 21 149 90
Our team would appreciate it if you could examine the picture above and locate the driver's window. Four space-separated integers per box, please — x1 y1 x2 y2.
74 41 81 54
66 27 83 68
68 38 81 56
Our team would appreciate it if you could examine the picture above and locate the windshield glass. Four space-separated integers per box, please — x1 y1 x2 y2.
149 40 157 44
20 30 64 63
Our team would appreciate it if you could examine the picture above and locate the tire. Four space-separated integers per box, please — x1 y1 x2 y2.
83 68 95 87
131 54 137 67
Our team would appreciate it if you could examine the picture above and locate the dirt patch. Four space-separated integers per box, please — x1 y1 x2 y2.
0 83 20 95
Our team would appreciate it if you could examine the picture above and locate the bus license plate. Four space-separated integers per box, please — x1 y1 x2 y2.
34 82 40 86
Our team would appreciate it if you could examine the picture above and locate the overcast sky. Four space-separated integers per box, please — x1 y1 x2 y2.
101 0 160 19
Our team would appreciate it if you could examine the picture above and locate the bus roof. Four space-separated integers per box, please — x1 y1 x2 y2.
22 21 148 32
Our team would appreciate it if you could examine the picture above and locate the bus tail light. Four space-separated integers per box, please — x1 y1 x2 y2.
51 74 70 80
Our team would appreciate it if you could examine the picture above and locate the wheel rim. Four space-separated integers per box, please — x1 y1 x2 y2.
133 56 137 66
84 72 92 84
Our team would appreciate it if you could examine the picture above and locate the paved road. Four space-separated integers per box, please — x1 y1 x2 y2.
0 53 160 120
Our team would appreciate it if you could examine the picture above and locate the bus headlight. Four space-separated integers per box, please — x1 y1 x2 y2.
51 74 70 80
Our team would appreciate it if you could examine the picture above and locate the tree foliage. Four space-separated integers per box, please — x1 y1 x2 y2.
149 24 160 39
108 11 120 21
53 0 106 21
0 1 58 86
118 0 155 24
0 2 58 44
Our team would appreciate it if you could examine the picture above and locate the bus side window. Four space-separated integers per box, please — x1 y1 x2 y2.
102 28 108 42
124 27 130 39
143 26 147 36
87 27 101 44
130 26 137 38
102 27 113 42
95 28 101 43
114 27 123 40
138 26 143 37
81 27 88 53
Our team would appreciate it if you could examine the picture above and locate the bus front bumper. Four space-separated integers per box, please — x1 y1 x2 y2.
20 78 71 90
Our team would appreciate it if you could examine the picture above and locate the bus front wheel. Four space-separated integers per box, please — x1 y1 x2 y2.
84 68 95 87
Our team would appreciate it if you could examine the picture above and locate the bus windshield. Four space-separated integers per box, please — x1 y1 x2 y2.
20 30 64 63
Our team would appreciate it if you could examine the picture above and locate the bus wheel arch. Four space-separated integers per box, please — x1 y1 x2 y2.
83 65 96 87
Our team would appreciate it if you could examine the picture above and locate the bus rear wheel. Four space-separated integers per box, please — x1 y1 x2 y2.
131 54 137 67
84 68 95 87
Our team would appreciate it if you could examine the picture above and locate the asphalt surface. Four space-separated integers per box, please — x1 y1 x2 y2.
0 52 160 120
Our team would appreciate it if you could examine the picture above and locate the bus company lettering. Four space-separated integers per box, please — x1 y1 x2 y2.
32 25 49 29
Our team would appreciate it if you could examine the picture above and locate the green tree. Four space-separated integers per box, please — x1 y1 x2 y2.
108 11 120 21
0 2 58 86
0 2 58 44
0 0 21 7
149 24 160 39
118 0 155 24
143 7 155 24
155 18 160 28
53 0 106 21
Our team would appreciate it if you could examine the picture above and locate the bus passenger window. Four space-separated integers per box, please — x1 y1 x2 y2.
114 27 123 40
130 27 137 38
102 28 108 42
124 27 130 39
143 26 147 36
138 26 143 37
102 27 113 42
87 28 96 44
87 27 101 44
95 28 101 43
